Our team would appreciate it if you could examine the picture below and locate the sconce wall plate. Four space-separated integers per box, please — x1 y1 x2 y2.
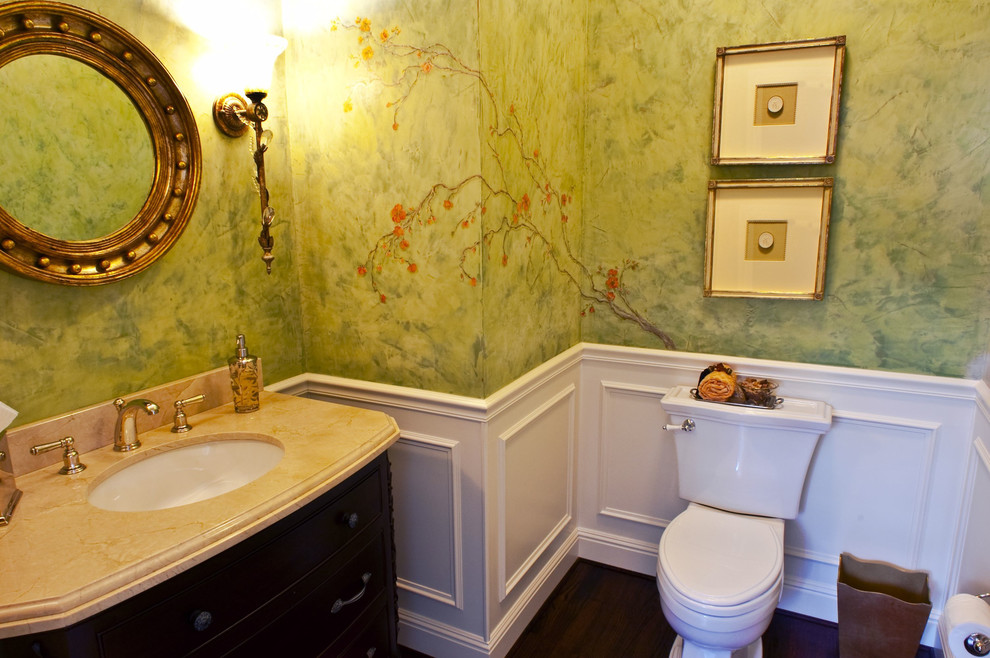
212 92 250 138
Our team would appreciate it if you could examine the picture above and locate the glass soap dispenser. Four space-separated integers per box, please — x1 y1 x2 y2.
228 334 260 413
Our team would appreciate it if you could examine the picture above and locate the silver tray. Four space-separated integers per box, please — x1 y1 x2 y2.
689 388 783 410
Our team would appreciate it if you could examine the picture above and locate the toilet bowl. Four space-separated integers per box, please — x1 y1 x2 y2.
657 504 784 658
658 385 832 658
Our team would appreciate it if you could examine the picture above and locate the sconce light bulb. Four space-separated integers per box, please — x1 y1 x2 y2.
240 34 287 100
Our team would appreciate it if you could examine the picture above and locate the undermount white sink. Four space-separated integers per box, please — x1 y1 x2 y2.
87 433 284 512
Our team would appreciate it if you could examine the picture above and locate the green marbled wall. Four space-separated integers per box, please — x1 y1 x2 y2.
285 0 590 397
478 0 585 391
3 0 987 427
0 0 304 426
581 0 990 377
289 0 988 396
285 0 487 396
285 0 583 396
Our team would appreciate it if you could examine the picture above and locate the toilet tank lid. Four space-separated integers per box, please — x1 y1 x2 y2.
661 385 832 432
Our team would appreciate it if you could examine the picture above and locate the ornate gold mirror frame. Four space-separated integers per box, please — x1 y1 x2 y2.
0 1 201 285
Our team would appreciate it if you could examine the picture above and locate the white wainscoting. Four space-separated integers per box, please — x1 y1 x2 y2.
272 343 984 654
949 383 990 600
273 349 583 658
597 381 682 529
576 344 978 646
271 374 495 656
497 384 575 601
391 432 464 609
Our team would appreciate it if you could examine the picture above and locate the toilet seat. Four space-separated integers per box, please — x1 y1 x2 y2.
659 503 784 614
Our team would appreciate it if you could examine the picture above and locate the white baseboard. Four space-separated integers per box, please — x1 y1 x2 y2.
488 529 579 658
400 530 579 658
577 528 659 576
398 610 491 658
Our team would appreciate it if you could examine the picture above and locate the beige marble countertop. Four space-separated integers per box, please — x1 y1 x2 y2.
0 391 399 638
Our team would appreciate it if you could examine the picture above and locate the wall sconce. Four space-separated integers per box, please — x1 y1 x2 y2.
211 35 287 274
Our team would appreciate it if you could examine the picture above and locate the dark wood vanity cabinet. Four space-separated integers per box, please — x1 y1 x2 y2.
1 454 398 658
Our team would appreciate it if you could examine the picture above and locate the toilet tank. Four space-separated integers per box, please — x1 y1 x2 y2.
660 385 832 519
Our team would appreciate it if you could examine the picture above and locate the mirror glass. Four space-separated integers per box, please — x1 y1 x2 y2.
0 1 201 286
0 55 154 241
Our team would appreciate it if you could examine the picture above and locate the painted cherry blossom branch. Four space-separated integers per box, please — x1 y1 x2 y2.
337 17 675 349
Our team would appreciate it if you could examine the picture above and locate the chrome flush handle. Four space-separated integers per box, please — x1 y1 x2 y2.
662 419 696 432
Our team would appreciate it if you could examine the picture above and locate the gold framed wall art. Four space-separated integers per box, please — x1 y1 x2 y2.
704 178 833 300
711 36 845 165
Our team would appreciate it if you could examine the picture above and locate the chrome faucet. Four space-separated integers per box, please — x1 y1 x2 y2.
113 398 159 452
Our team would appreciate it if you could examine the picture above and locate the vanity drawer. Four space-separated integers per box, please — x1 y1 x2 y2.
225 531 390 657
97 461 386 658
321 600 392 658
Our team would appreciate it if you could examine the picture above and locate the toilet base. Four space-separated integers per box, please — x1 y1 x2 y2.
668 635 763 658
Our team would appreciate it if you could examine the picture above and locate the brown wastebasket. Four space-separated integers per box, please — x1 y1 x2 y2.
836 553 932 658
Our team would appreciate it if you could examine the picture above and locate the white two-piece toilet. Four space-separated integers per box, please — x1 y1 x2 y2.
658 385 833 658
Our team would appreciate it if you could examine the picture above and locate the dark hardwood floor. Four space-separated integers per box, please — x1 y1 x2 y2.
401 559 935 657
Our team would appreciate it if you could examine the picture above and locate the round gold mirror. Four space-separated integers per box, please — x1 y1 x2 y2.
0 1 201 285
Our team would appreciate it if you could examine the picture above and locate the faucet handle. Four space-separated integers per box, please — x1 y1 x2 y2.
172 394 206 433
31 437 86 475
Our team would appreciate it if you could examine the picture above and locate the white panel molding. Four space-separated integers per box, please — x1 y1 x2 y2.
597 380 671 527
977 436 990 474
394 432 464 610
398 609 490 658
974 380 990 419
393 531 579 658
599 507 669 528
488 529 579 658
486 345 583 420
783 572 838 598
268 343 982 655
944 381 990 597
779 572 842 623
501 515 571 602
783 546 840 567
946 434 990 597
497 385 576 601
830 410 940 567
832 409 944 432
577 527 661 575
